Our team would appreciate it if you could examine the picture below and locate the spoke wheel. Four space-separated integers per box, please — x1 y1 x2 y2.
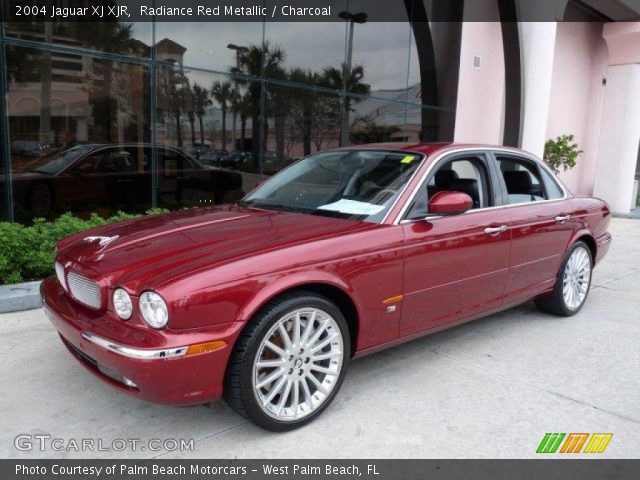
224 291 350 431
535 241 593 317
562 245 591 310
28 184 53 216
253 308 344 421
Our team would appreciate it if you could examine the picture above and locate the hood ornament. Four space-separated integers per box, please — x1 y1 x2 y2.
83 235 119 248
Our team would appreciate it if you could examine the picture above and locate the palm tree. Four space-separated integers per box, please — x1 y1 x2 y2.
72 21 135 142
231 42 285 170
231 91 252 152
192 83 211 146
288 68 322 156
211 80 234 149
321 64 371 145
157 62 190 147
185 86 197 146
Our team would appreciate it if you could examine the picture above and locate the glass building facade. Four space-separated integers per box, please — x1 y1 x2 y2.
0 13 461 223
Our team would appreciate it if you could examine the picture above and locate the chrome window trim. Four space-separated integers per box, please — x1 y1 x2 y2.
81 332 188 360
393 147 569 225
375 150 427 224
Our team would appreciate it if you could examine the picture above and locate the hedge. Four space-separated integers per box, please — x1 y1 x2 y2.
0 209 168 285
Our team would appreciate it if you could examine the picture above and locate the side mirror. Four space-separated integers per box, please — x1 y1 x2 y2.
427 190 473 215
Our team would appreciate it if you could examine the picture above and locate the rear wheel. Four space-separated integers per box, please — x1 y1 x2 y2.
224 292 350 431
535 241 593 316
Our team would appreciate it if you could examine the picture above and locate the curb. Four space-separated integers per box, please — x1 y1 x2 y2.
0 281 43 314
612 213 640 219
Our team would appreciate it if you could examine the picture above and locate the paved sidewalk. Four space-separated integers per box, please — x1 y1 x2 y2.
1 218 639 459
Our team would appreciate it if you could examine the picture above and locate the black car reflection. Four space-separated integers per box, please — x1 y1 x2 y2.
199 149 231 168
6 144 244 218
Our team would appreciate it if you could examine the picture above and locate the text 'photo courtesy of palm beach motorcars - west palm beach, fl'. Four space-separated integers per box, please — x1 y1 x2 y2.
44 143 611 430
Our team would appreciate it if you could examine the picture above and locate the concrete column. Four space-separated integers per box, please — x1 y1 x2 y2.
453 1 505 144
593 64 640 213
592 22 640 213
519 22 558 157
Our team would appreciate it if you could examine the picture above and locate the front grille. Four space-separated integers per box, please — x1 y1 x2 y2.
55 262 67 291
67 271 102 309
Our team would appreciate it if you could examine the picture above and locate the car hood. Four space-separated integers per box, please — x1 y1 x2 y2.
58 205 375 289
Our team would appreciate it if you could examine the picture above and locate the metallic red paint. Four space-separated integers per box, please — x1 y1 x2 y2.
427 190 473 215
43 143 611 406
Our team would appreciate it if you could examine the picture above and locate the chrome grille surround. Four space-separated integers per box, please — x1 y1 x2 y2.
67 271 102 309
55 262 67 291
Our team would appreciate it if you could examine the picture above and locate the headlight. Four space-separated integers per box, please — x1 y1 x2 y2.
139 291 169 329
113 288 132 320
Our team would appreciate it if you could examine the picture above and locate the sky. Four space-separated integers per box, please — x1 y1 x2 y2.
132 22 421 93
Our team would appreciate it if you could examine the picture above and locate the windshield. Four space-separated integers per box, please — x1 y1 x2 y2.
241 149 423 223
25 145 94 175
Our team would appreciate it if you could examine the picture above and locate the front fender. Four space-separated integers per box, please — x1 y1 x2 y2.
236 269 360 324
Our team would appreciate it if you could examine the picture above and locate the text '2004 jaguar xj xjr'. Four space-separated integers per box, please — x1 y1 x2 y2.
42 143 611 431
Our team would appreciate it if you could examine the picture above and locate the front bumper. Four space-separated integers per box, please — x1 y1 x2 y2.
41 277 243 406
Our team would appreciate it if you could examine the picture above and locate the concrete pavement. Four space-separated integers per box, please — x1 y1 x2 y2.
1 218 639 459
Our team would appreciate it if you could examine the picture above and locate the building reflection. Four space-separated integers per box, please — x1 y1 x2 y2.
2 16 456 223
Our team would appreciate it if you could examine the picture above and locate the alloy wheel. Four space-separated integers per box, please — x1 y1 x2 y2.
252 308 344 421
562 245 592 310
30 184 53 215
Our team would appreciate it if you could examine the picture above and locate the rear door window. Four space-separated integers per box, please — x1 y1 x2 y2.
496 156 547 204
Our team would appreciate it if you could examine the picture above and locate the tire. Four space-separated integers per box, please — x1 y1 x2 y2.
224 291 351 431
26 183 53 216
535 241 593 316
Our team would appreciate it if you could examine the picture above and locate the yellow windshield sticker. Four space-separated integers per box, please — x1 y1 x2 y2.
401 155 416 164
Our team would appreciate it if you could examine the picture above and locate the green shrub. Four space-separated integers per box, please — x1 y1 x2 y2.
0 209 168 285
543 134 583 174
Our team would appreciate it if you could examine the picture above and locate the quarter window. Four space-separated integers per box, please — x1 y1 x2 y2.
539 167 564 199
497 156 547 204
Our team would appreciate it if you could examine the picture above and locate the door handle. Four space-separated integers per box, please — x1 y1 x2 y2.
116 179 133 183
484 225 507 235
555 215 570 223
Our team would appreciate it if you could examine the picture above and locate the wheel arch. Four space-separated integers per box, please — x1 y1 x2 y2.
24 180 55 209
236 274 361 358
568 230 597 262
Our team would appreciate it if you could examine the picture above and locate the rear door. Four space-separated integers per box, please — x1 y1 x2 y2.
399 151 512 336
491 152 574 302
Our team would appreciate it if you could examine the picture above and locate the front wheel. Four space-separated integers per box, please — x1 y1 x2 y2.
224 292 350 431
535 241 593 316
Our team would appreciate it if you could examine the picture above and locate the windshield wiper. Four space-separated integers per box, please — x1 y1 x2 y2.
244 202 311 214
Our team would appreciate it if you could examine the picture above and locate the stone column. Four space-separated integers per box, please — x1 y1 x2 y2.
593 23 640 213
519 22 558 158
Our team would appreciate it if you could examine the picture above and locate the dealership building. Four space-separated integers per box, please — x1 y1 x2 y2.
1 0 640 223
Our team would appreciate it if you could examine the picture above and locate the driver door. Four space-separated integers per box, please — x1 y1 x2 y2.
58 150 108 207
399 152 512 336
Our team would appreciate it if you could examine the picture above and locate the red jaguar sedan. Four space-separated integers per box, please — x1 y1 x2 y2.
42 143 612 431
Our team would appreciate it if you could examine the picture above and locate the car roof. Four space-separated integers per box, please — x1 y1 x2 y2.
338 142 536 157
